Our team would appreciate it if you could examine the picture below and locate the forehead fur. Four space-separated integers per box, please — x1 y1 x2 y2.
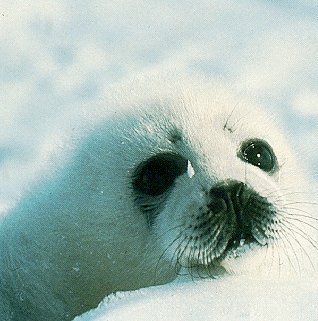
96 74 291 174
101 73 281 139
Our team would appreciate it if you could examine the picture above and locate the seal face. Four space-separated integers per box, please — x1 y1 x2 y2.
131 150 281 273
1 75 317 320
124 78 317 278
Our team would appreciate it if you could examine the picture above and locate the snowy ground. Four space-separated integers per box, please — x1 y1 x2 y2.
1 1 318 320
75 276 318 321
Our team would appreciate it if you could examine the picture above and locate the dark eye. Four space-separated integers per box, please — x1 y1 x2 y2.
239 139 277 173
132 153 188 196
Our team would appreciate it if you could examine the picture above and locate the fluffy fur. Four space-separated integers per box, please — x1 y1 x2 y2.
0 75 317 320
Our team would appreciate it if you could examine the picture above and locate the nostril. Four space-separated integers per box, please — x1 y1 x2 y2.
208 180 249 222
234 181 246 198
208 184 232 213
209 181 246 201
208 197 227 214
208 185 232 214
231 182 248 214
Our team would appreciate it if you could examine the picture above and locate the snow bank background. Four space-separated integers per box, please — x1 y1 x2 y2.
1 1 318 320
1 1 318 176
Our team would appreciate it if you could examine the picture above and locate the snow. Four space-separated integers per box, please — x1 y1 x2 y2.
1 1 318 174
1 0 318 320
74 276 318 321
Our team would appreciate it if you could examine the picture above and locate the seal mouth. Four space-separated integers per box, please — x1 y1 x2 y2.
220 234 261 260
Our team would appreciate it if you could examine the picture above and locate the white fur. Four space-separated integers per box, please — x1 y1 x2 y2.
0 74 317 320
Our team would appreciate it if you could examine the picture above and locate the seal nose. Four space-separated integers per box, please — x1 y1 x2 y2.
208 180 250 232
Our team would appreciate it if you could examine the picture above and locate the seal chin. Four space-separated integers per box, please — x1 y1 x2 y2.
176 241 265 279
192 235 264 276
219 244 267 276
220 235 262 260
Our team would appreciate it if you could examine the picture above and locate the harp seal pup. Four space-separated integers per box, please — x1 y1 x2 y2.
0 75 317 320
